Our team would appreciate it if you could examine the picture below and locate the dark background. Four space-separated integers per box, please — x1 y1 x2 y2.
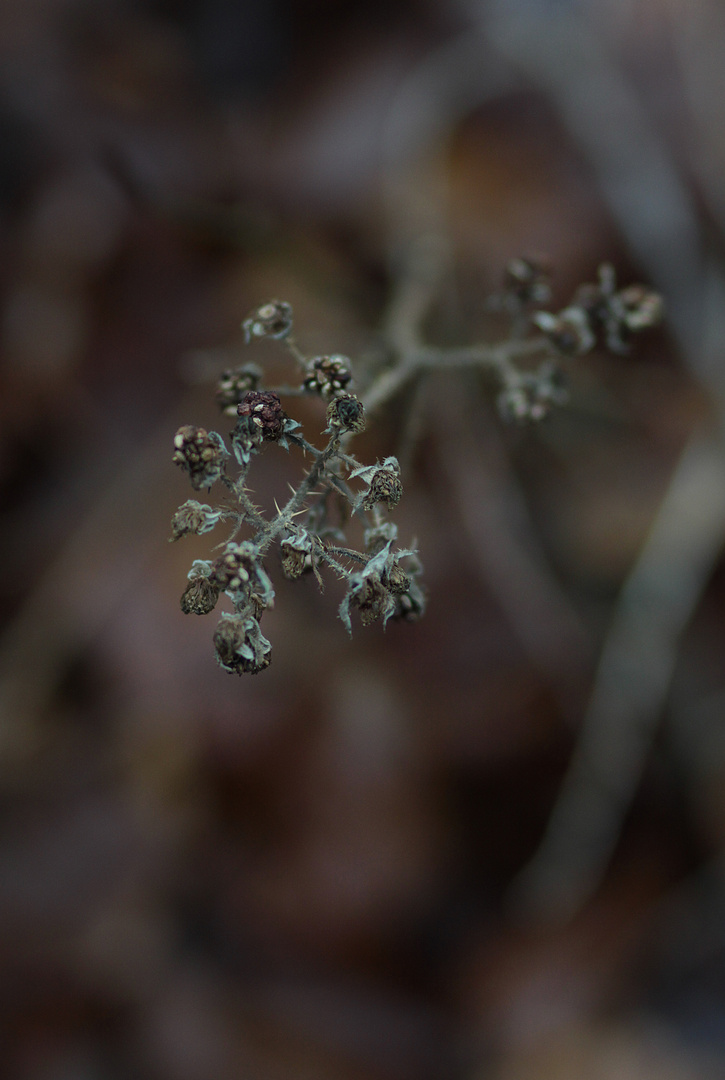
1 1 725 1077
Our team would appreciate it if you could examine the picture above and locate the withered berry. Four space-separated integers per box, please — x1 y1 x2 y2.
237 390 286 441
173 426 228 489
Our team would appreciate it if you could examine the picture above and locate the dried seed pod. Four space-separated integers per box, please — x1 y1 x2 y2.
303 355 352 397
363 459 402 511
170 500 223 541
573 265 664 353
326 393 366 435
383 561 411 595
350 573 391 626
504 254 552 306
212 541 274 610
213 614 272 675
532 307 595 356
237 390 286 441
497 363 568 423
280 531 312 580
617 285 664 332
216 364 262 416
242 300 293 342
181 561 219 615
173 426 228 489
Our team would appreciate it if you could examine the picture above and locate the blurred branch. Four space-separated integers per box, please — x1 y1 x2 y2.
508 430 725 921
482 3 725 920
379 5 725 921
435 384 590 716
0 398 199 782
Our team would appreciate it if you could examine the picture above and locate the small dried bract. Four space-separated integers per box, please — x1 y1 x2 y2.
303 355 352 398
172 426 229 489
214 613 272 675
242 300 293 343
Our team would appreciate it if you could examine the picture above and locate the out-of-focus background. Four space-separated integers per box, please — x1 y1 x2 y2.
3 0 725 1077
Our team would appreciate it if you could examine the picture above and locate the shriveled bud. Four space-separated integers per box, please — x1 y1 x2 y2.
304 355 352 398
170 500 222 541
173 426 228 489
350 573 391 626
326 393 366 434
363 458 402 512
213 614 272 675
181 561 219 615
280 531 312 580
242 300 293 343
216 364 262 416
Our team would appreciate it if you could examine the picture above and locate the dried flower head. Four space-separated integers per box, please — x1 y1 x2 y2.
170 500 223 541
616 285 664 333
573 264 664 353
173 426 229 489
212 541 274 610
364 521 398 554
242 300 293 343
383 560 411 595
303 355 353 397
181 560 220 615
349 574 391 626
280 530 313 580
364 457 402 512
216 364 262 416
214 613 272 675
504 254 552 306
497 363 568 423
532 307 596 356
237 390 286 441
326 393 366 434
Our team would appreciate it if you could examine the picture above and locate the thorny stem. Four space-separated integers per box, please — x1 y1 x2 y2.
323 544 369 564
254 435 343 556
221 463 266 533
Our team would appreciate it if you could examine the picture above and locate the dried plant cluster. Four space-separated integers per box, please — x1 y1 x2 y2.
172 261 662 675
